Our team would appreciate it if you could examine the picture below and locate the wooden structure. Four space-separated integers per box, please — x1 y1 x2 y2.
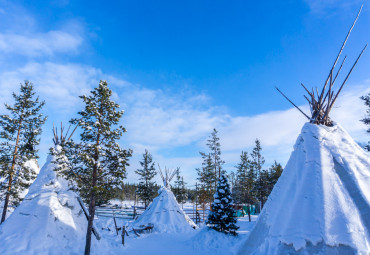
276 6 367 126
52 122 77 146
158 164 178 188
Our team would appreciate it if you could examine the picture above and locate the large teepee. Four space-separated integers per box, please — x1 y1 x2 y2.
0 124 104 255
239 6 370 255
132 166 196 233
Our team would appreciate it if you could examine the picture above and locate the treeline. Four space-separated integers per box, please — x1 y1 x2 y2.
194 129 283 213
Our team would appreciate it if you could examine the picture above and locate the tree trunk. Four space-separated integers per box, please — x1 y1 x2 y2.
1 118 23 223
84 186 96 255
84 133 100 255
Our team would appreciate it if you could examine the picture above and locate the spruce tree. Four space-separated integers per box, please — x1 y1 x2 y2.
55 81 132 255
360 93 370 151
206 174 239 235
135 149 157 209
0 81 47 223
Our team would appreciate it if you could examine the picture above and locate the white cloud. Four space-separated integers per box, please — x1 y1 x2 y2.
0 31 83 57
121 86 225 149
0 61 368 185
0 62 101 113
0 2 84 58
304 0 364 15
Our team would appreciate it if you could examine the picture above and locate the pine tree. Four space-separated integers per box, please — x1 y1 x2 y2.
207 128 225 182
235 151 254 203
196 153 216 206
206 174 239 235
261 161 283 200
173 169 187 206
54 81 132 255
361 93 370 151
269 161 283 186
0 81 47 223
135 149 157 209
251 139 266 210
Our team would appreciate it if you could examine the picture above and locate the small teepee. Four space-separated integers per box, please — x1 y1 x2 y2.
132 166 196 233
0 123 104 255
239 6 370 254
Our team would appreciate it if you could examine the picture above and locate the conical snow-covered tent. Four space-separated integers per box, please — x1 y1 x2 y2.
239 123 370 254
0 125 104 254
132 166 196 233
240 7 370 254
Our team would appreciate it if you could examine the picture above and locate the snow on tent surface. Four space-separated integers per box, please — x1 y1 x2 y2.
239 123 370 254
132 186 197 233
0 148 105 255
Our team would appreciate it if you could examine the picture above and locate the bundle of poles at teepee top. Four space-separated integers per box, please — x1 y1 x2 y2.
52 122 78 146
276 5 367 127
158 164 178 188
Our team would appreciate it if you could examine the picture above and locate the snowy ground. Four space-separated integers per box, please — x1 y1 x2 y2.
93 215 258 255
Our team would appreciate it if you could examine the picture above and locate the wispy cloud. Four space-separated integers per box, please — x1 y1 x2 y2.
0 60 368 184
0 31 83 57
0 2 84 58
0 62 100 113
304 0 364 16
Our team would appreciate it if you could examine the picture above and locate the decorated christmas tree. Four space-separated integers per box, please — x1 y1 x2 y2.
206 174 239 235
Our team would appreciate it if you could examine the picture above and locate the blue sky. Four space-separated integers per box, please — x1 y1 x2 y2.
0 0 369 185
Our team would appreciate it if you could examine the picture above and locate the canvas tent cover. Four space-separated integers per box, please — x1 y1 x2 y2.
0 150 104 255
133 186 196 233
239 123 370 254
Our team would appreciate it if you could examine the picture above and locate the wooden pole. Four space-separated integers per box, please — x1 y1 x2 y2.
121 226 126 246
275 87 310 120
195 183 198 224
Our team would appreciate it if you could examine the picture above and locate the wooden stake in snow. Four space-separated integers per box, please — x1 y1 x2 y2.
276 5 367 126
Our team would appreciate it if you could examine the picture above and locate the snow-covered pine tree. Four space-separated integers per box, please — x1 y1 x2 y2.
58 80 132 255
0 81 47 223
135 149 157 209
207 174 239 235
361 93 370 151
250 139 266 210
173 169 187 206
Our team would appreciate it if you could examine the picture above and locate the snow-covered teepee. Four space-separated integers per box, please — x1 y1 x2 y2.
239 7 370 254
132 166 196 233
0 124 103 255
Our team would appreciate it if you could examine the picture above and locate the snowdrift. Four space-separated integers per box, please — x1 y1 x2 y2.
239 123 370 254
133 187 196 233
0 151 105 255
